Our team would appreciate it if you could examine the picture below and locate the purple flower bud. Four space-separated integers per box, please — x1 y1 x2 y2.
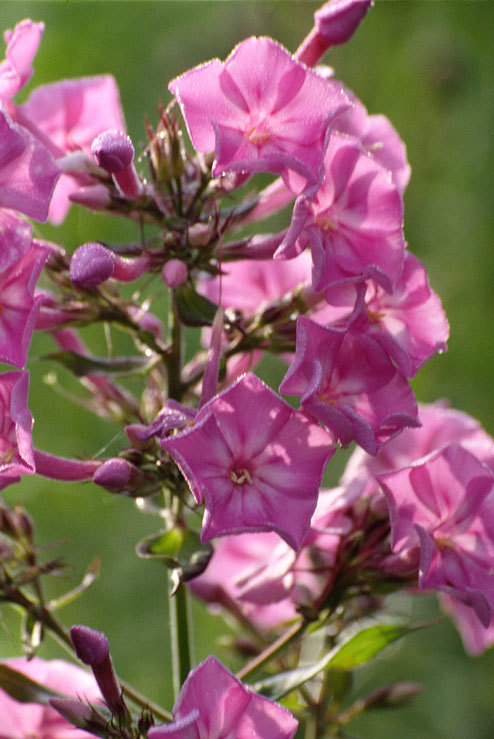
93 458 141 493
70 625 109 666
69 184 111 210
91 129 135 173
70 242 115 286
50 697 108 731
315 0 373 45
162 259 188 288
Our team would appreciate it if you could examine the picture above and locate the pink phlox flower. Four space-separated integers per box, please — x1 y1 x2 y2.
378 443 494 626
0 209 32 271
169 36 350 189
148 656 298 739
0 370 35 491
341 400 494 499
276 132 405 300
162 372 334 551
190 531 299 630
440 595 494 657
0 104 61 222
21 75 126 223
279 316 419 455
333 83 410 193
322 251 449 377
0 239 50 367
0 656 100 738
0 19 44 103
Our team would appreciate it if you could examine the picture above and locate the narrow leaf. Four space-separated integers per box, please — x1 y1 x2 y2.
175 285 218 327
42 351 155 377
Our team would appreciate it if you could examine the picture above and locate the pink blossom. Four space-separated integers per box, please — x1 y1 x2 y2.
440 595 494 657
333 85 411 193
0 656 100 738
21 76 126 223
323 251 449 377
148 656 298 739
0 371 35 491
169 36 349 188
0 105 60 222
277 132 405 297
279 316 419 454
162 372 334 551
378 443 494 625
0 209 32 271
0 19 44 103
0 240 49 367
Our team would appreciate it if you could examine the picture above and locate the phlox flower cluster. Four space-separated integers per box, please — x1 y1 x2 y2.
0 1 490 736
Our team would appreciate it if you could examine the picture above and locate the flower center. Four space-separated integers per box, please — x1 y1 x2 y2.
314 216 337 232
366 308 385 324
247 125 271 145
230 467 253 485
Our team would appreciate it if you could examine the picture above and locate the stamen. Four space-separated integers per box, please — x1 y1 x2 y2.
230 467 253 485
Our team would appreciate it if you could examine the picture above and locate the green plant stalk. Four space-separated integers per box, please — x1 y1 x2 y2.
169 578 193 702
236 619 306 682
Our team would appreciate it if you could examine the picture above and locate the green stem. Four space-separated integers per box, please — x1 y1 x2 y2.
236 619 306 682
166 290 183 400
169 578 193 702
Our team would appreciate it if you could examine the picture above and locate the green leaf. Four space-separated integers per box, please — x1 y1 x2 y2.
0 664 64 705
42 351 155 377
175 286 218 327
136 527 213 589
255 622 423 701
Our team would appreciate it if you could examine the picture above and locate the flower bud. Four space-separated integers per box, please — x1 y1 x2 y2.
49 697 108 732
69 184 111 211
70 242 115 287
188 222 211 247
91 129 143 199
93 458 143 494
91 130 134 173
162 259 188 288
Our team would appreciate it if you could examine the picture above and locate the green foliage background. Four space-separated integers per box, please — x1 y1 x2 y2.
1 1 493 736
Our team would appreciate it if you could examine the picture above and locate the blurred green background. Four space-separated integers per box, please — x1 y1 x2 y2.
1 1 494 736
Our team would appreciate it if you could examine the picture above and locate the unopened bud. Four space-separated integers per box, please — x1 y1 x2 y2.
93 458 143 494
92 129 143 199
315 0 373 45
69 184 111 211
162 259 188 288
49 697 108 732
91 130 134 173
71 625 109 666
188 223 211 247
70 242 115 287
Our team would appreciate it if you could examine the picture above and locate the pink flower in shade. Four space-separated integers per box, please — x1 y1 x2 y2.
0 240 49 367
279 316 419 455
191 485 355 630
0 657 100 739
21 76 126 223
322 251 449 378
378 443 494 626
162 372 334 551
333 84 410 193
276 132 405 297
0 19 44 103
0 209 32 271
148 656 298 739
440 595 494 657
0 371 35 491
0 105 61 222
341 401 494 498
169 36 350 188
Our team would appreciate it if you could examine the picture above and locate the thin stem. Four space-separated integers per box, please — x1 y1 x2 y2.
236 619 306 682
166 290 183 401
168 579 193 702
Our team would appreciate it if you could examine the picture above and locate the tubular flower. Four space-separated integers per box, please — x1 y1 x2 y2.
0 370 35 491
169 36 350 189
162 372 334 551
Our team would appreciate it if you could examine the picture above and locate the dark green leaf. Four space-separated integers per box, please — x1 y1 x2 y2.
0 664 64 705
175 286 218 327
42 351 154 377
